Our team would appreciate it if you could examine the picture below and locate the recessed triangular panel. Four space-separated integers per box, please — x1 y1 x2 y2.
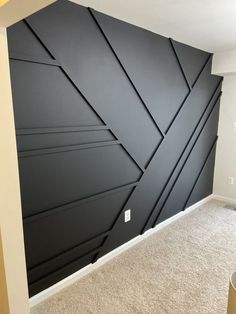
7 20 53 59
172 40 210 87
26 1 161 168
186 146 216 208
10 60 104 129
92 9 189 133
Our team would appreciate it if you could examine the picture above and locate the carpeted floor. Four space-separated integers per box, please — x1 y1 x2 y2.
31 200 236 314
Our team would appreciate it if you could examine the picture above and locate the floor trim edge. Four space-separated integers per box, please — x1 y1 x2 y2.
212 194 236 205
29 193 213 307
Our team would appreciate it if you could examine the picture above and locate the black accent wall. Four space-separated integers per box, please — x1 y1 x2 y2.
7 0 222 296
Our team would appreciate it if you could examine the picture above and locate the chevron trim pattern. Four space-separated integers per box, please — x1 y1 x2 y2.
7 0 222 296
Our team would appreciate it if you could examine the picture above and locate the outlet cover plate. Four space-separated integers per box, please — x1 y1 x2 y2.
124 209 131 223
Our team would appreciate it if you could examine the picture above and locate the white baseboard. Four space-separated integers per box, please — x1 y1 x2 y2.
212 194 236 205
29 194 213 307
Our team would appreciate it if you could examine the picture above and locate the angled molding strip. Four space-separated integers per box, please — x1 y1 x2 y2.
7 0 222 296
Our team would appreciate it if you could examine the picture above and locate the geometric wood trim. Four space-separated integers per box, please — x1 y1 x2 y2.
7 0 223 296
23 181 138 223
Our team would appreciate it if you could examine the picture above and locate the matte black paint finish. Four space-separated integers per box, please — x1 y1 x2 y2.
171 39 210 87
17 129 115 152
7 20 51 59
157 99 220 223
24 188 133 269
26 2 161 168
92 10 190 133
19 144 141 217
10 59 103 129
7 0 222 296
186 147 217 208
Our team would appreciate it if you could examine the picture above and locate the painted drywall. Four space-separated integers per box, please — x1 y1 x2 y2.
0 0 228 312
0 232 9 314
0 0 56 27
8 1 222 296
0 1 56 313
0 27 29 314
213 75 236 199
212 50 236 200
70 0 236 52
212 49 236 75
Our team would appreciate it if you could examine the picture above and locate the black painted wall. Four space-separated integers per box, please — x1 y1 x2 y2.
7 0 222 296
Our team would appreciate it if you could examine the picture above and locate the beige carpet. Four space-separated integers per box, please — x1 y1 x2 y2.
31 200 236 314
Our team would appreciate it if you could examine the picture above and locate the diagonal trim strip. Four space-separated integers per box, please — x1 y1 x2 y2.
152 96 220 227
169 38 192 91
182 139 218 211
143 89 222 231
24 18 146 173
89 7 165 140
96 60 222 258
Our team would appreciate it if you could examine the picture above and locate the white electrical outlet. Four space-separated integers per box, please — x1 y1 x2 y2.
228 176 235 185
124 209 131 223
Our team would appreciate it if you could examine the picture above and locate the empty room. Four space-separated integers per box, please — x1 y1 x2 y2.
0 0 236 313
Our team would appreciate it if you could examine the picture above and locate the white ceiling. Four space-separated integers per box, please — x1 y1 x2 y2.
70 0 236 53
